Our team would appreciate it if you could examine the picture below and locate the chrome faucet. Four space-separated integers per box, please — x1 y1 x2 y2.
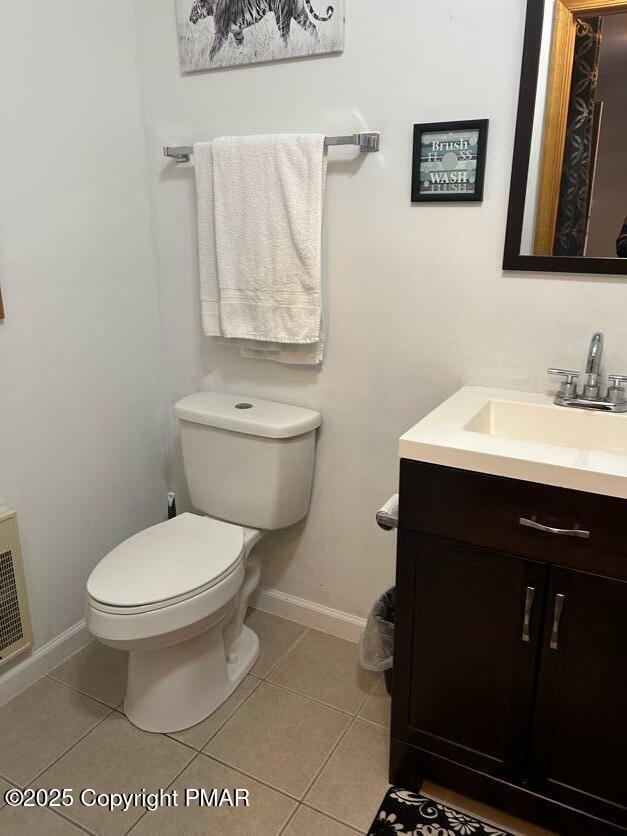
583 331 603 399
549 332 627 413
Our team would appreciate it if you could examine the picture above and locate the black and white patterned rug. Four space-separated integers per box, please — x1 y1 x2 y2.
367 787 513 835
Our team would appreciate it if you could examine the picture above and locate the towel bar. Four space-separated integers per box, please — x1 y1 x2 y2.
163 132 381 163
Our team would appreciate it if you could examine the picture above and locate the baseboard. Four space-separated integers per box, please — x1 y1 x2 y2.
251 587 366 642
0 619 90 707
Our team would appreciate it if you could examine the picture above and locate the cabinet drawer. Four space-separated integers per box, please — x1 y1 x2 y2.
399 460 627 581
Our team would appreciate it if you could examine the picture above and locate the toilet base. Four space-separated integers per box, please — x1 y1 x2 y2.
124 624 260 734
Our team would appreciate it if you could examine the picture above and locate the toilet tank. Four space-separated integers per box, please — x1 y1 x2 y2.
174 392 321 530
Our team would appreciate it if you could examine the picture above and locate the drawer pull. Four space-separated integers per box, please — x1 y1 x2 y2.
519 517 590 539
550 593 566 650
522 586 535 643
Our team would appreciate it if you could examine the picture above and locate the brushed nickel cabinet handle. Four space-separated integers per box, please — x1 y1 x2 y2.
522 586 535 643
519 517 590 539
550 594 566 650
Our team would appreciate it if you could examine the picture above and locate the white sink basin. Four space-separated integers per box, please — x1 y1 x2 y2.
399 387 627 498
465 398 627 456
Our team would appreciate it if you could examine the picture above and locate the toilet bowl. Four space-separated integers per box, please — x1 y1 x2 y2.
86 392 320 733
87 514 264 732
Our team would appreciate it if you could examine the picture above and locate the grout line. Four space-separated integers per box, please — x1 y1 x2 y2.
256 625 310 680
0 788 96 836
278 802 300 835
44 805 97 835
159 734 203 756
300 714 391 833
300 801 365 834
300 714 357 803
257 617 379 718
124 751 202 835
353 672 381 719
305 793 380 834
45 674 122 712
198 751 303 803
13 708 119 836
10 706 116 789
258 678 355 719
164 675 263 753
27 709 116 787
354 715 390 732
279 801 366 835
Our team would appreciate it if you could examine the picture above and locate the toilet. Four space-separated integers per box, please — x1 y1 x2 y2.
86 392 320 733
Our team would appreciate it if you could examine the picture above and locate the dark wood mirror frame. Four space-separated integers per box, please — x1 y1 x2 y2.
503 0 627 275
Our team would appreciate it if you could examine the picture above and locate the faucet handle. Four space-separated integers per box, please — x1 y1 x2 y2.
607 375 627 404
548 368 580 382
548 368 580 398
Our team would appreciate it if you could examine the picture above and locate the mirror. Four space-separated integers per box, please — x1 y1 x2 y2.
504 0 627 274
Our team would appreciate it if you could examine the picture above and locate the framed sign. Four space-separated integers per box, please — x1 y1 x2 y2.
412 119 489 203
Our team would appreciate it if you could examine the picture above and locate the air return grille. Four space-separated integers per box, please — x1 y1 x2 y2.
0 512 32 667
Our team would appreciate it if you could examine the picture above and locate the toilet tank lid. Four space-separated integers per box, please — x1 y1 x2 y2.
174 392 321 439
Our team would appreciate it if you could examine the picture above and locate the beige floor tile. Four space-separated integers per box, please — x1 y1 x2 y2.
0 677 110 786
284 805 361 835
357 677 390 729
0 804 83 835
269 629 376 714
130 753 296 836
422 783 557 836
38 712 194 835
306 719 389 832
169 675 260 750
245 609 307 678
206 682 350 799
49 640 128 708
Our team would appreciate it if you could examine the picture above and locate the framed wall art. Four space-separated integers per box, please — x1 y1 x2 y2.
177 0 345 73
412 120 489 203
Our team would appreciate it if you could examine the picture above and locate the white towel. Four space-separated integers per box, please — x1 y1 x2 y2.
194 135 327 365
195 141 223 338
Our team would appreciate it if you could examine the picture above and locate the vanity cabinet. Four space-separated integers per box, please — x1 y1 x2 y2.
529 567 626 825
391 461 627 835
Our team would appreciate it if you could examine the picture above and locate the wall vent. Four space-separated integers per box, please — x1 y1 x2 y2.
0 511 32 668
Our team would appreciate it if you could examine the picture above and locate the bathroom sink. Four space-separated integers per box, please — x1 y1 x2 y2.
465 398 627 455
399 387 627 498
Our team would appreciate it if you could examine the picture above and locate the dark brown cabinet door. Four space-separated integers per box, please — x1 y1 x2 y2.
529 567 627 828
392 531 546 779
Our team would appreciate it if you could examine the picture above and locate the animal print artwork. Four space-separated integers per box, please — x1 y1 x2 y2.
176 0 344 71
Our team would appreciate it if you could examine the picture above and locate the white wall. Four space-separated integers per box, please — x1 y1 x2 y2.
0 1 167 650
134 0 627 619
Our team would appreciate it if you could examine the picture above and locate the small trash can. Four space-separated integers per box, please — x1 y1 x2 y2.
359 587 395 695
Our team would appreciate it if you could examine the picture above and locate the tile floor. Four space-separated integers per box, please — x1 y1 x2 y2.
0 611 555 835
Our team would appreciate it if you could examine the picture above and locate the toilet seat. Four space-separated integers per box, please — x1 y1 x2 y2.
87 513 245 612
87 560 243 616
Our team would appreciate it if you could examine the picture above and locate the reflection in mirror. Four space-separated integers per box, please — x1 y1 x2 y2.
521 1 627 258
